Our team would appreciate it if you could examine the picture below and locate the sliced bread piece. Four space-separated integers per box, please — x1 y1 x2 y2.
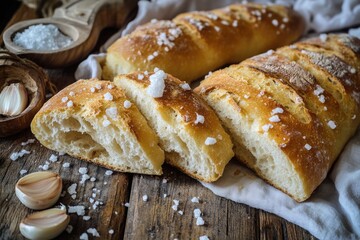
31 79 164 175
114 71 234 182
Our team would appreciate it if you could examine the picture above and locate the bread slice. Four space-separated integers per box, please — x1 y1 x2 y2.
195 34 360 201
31 79 164 175
114 71 234 182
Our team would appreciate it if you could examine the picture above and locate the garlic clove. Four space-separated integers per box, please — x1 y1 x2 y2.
0 82 28 116
15 171 62 210
19 207 70 240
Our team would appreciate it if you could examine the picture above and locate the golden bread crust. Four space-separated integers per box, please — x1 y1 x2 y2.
105 3 305 82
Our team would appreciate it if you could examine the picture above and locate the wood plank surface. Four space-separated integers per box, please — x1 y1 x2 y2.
0 3 317 240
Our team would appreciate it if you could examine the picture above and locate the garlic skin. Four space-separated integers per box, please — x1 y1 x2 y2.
19 208 70 240
15 171 62 210
0 82 28 116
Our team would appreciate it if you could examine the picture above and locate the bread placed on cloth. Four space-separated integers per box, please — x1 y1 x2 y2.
195 34 360 201
104 3 305 83
31 79 165 175
114 71 234 182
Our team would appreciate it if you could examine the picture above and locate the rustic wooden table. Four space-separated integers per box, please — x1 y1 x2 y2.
0 3 317 240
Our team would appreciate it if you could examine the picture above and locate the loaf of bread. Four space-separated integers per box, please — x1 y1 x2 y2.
31 79 165 175
114 71 234 182
195 34 360 201
104 3 305 83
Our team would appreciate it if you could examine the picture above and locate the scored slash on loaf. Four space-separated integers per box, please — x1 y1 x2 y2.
195 34 360 201
104 3 305 83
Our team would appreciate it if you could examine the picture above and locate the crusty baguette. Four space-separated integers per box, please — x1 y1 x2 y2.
195 34 360 201
31 79 164 175
104 3 305 83
114 71 234 182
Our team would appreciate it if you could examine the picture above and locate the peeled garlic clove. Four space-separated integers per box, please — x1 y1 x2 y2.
19 207 70 240
0 82 28 116
15 171 62 210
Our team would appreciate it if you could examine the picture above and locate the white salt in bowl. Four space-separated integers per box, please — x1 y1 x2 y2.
3 18 89 68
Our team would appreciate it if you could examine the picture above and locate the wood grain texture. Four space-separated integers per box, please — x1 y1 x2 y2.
0 3 317 240
123 166 316 240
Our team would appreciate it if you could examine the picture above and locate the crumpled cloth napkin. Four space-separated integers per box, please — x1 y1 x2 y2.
75 0 360 239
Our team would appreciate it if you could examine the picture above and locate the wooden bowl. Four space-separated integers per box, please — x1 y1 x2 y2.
0 50 48 137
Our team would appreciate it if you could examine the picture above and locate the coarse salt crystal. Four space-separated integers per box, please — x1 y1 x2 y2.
66 225 73 234
62 162 70 168
142 195 148 202
124 202 130 207
272 19 279 26
80 233 88 240
262 124 273 132
106 107 118 119
199 236 210 240
194 208 202 218
244 94 249 99
79 167 88 174
105 170 113 176
205 137 217 145
87 228 100 237
178 210 184 215
172 205 178 211
196 217 205 226
352 115 357 119
67 100 73 107
21 139 35 146
214 26 220 32
304 144 312 150
318 95 325 103
350 68 357 74
41 165 49 170
195 113 205 125
147 70 166 98
90 177 96 182
68 183 77 195
232 20 238 27
271 107 283 115
319 33 328 42
68 205 85 216
83 216 91 221
163 194 168 198
49 154 58 162
95 83 102 90
180 83 191 90
69 91 75 96
61 97 68 103
191 197 200 203
90 87 95 93
20 169 28 175
173 199 179 206
104 92 113 101
80 174 90 184
138 74 144 80
109 229 114 235
269 115 280 122
108 84 114 89
327 120 337 129
102 119 111 127
124 100 132 109
162 178 168 184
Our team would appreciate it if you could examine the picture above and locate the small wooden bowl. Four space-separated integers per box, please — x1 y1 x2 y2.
0 50 49 137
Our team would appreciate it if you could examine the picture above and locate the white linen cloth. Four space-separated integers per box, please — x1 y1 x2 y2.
75 1 360 239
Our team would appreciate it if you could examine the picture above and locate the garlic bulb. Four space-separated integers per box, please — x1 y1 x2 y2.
15 171 62 210
0 82 28 116
19 207 70 240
